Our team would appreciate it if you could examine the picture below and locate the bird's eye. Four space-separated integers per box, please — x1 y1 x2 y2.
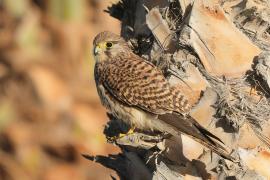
106 42 113 48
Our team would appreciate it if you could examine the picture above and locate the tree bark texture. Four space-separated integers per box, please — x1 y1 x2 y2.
84 0 270 179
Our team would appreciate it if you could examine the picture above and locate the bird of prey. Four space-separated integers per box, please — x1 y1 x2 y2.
92 31 234 161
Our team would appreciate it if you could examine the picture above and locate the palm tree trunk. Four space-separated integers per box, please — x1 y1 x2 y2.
85 0 270 179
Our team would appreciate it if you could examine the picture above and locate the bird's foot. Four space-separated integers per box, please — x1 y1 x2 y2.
107 126 136 141
118 126 135 138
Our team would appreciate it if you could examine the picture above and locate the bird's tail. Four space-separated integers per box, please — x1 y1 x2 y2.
158 113 236 162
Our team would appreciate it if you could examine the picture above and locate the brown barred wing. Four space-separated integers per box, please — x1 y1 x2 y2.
101 56 175 115
170 86 191 113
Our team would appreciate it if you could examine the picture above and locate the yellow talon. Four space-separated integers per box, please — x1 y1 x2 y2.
127 126 135 134
107 127 136 141
250 86 257 95
118 126 135 138
107 136 118 141
118 133 126 138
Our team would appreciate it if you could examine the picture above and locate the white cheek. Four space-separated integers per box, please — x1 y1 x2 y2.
94 47 98 55
94 52 107 62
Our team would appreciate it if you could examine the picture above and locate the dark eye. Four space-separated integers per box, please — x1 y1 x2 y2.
106 42 113 48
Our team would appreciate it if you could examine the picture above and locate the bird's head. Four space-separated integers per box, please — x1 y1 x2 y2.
92 31 130 62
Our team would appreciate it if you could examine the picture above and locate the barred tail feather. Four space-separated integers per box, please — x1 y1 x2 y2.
158 113 236 161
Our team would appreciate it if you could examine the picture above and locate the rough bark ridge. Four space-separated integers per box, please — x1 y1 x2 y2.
84 0 270 179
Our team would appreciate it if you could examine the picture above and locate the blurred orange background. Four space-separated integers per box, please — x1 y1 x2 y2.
0 0 120 179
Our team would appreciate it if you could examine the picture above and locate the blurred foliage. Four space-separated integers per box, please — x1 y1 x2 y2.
0 101 14 132
3 0 28 17
48 0 86 22
0 0 120 179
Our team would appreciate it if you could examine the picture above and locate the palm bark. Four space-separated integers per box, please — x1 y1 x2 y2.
85 0 270 179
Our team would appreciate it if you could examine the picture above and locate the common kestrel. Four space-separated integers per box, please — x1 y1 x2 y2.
92 31 234 161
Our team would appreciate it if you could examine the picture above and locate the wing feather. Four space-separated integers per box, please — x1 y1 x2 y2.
158 113 236 161
99 55 174 114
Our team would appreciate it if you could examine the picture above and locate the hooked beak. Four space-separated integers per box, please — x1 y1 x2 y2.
93 45 101 56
